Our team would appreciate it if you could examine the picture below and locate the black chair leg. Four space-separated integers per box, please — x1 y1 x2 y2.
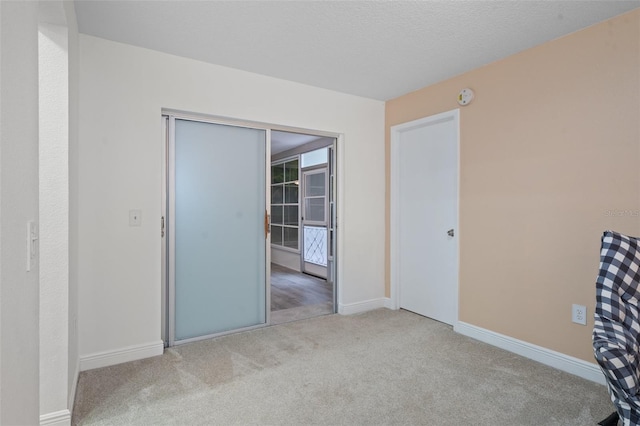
598 411 619 426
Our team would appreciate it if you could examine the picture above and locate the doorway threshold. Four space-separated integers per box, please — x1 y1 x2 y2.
271 302 334 325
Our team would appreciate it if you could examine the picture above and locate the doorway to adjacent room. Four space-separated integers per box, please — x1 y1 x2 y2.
270 131 337 325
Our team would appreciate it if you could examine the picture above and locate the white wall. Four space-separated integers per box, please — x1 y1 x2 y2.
0 1 41 423
39 21 70 420
78 35 385 364
38 0 80 422
271 247 301 272
65 0 80 413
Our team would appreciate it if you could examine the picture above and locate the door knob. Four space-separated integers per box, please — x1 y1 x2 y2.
447 229 455 237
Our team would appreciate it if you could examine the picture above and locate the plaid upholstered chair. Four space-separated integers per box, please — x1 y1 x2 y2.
593 230 640 426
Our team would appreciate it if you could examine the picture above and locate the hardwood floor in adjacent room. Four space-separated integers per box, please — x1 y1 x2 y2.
270 263 333 325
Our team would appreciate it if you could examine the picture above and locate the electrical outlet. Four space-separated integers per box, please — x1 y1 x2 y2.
572 304 587 325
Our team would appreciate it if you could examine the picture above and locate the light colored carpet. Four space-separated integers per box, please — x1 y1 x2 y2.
72 309 613 425
270 302 334 325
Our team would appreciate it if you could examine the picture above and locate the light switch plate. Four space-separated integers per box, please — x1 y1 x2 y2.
129 209 142 227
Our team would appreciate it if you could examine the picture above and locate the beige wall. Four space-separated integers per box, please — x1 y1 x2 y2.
386 9 640 362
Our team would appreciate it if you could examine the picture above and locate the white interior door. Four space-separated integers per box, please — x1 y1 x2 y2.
391 110 459 325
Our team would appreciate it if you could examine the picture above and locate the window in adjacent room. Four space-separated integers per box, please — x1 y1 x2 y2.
271 157 299 250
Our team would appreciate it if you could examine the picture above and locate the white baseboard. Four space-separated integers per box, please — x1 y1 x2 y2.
40 358 80 426
271 248 301 272
339 298 386 315
383 297 394 309
40 409 71 426
454 321 606 385
80 340 164 371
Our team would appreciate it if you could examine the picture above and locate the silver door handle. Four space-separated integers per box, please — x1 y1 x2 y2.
447 229 455 237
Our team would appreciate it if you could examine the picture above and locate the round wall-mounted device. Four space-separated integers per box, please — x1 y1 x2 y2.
457 88 475 106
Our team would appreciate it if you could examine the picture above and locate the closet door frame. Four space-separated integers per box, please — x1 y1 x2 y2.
161 109 342 345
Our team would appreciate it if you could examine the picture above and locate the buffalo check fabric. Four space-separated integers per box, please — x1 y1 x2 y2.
593 230 640 425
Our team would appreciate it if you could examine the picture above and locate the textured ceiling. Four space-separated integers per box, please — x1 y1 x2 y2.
74 1 640 101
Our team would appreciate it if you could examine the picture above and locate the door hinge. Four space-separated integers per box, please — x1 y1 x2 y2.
161 216 165 237
264 211 270 239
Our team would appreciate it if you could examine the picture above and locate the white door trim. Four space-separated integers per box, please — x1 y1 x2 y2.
390 108 460 322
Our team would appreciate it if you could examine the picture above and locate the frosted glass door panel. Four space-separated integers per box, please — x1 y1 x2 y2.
174 119 266 341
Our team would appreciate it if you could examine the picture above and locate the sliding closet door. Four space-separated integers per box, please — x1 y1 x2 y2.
171 118 267 343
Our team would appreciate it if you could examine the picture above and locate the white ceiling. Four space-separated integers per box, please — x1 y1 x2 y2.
74 1 640 101
271 131 324 155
